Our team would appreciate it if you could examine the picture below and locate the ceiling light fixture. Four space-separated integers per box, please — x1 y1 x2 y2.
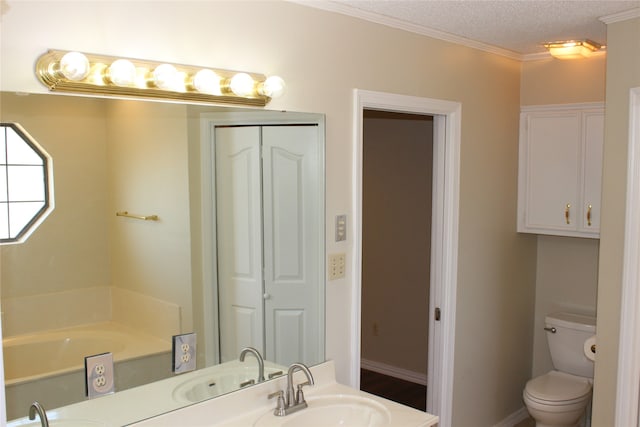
36 50 285 106
543 40 603 60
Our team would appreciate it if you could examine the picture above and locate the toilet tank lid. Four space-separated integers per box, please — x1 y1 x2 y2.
546 312 596 332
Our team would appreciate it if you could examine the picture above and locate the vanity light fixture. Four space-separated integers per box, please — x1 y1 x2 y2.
543 40 603 59
36 50 286 106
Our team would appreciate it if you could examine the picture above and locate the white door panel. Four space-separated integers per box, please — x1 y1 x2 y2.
272 309 305 366
263 126 321 366
216 126 264 362
216 124 322 366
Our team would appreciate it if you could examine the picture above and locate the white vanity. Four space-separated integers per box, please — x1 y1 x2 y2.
9 360 438 426
132 361 438 427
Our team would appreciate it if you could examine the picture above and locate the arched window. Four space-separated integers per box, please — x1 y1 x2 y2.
0 123 54 244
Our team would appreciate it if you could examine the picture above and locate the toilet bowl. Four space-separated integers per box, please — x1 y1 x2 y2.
523 371 591 427
523 312 596 427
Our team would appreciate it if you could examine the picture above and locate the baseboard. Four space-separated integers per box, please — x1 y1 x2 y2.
360 358 427 385
493 407 529 427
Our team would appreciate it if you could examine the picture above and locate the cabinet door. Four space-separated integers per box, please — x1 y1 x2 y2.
580 111 604 233
520 111 581 233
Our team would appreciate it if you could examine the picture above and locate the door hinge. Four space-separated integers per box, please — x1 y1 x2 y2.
435 307 441 321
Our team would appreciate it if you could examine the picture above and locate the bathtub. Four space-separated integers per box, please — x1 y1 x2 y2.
3 322 173 421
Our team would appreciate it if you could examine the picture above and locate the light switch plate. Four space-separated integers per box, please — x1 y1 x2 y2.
172 332 197 374
85 352 114 399
336 214 347 242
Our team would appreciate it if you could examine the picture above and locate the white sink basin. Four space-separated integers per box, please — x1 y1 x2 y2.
11 420 106 427
173 367 285 403
252 394 392 427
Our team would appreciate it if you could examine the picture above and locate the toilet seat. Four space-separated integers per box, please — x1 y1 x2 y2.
525 371 591 405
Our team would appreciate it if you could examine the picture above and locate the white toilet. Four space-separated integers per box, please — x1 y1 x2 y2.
523 312 596 427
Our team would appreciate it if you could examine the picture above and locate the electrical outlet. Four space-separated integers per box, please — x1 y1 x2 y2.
173 332 197 374
328 253 346 280
85 352 114 399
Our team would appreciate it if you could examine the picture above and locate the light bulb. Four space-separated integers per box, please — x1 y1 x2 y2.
107 59 136 86
193 69 222 95
153 64 179 90
229 73 255 97
59 51 90 81
260 76 286 98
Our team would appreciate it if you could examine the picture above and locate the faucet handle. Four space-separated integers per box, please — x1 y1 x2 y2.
296 381 312 405
268 390 286 416
268 390 283 399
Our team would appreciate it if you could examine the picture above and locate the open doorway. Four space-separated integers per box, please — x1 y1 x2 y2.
359 110 433 411
351 89 461 427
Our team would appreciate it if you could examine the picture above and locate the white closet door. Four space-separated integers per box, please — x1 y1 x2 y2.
215 126 264 362
262 125 322 366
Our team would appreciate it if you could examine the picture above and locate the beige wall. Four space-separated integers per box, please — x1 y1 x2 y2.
0 93 110 299
1 2 538 425
106 100 194 332
361 112 432 375
521 55 606 106
520 55 605 380
0 94 196 334
531 237 599 377
593 17 640 426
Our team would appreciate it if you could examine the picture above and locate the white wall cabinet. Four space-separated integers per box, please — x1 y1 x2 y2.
518 103 605 238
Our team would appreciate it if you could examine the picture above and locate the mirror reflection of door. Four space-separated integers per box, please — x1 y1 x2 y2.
215 125 322 366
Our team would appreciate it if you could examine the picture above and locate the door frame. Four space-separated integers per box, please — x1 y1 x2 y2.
615 86 640 426
351 89 461 427
199 111 326 367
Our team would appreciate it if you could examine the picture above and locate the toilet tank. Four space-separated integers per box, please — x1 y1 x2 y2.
546 312 596 378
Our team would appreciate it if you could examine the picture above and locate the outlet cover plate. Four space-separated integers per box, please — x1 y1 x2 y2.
85 352 115 399
328 253 346 280
173 332 197 374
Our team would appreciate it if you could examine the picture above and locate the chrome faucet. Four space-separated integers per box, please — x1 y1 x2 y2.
239 347 265 383
268 362 315 416
28 402 49 427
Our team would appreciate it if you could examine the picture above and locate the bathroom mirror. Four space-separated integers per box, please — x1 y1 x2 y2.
0 91 326 424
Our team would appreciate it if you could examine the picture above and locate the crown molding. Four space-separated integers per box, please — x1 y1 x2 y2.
600 7 640 24
290 0 523 61
522 52 553 62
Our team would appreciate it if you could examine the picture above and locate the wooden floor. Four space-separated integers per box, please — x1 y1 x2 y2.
360 369 427 411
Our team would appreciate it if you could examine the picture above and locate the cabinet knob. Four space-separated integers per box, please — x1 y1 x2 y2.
565 203 571 225
587 204 592 227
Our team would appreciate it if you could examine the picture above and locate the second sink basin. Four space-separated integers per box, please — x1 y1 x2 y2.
252 394 391 427
173 367 285 404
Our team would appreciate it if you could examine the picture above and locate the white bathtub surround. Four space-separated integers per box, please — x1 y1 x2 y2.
132 360 438 427
1 286 181 341
3 322 172 421
111 287 181 340
6 359 287 427
1 287 112 336
2 286 183 421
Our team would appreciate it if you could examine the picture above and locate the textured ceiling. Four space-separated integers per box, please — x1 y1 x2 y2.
328 0 640 57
